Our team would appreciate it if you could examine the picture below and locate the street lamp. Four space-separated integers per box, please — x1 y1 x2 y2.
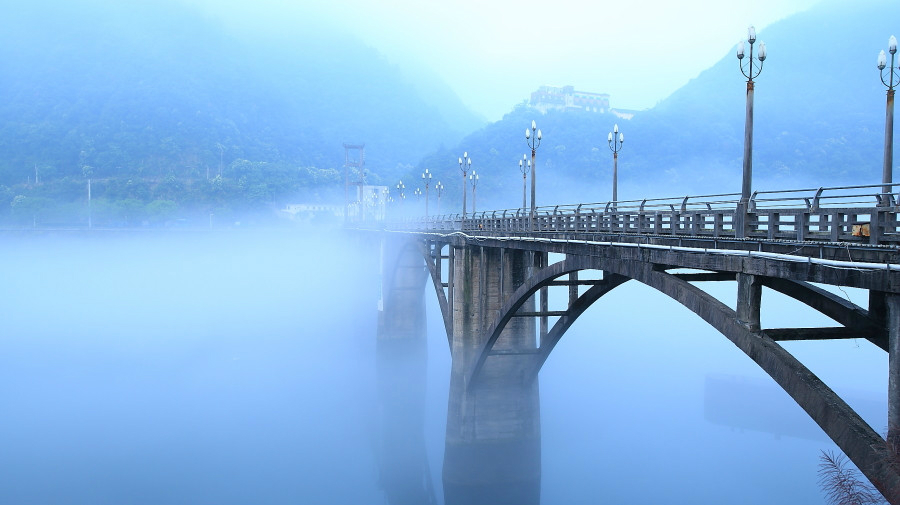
459 152 472 218
469 170 479 214
608 124 624 204
414 187 422 204
422 168 432 217
518 154 530 210
737 25 767 206
525 120 542 229
879 35 898 198
396 180 405 208
435 181 444 216
371 188 378 221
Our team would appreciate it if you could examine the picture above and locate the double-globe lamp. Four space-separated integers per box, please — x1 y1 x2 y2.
608 124 624 204
458 152 472 218
525 121 542 229
518 154 530 210
878 35 898 198
422 168 432 217
737 26 766 207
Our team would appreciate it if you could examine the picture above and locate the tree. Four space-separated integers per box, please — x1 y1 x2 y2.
819 451 888 505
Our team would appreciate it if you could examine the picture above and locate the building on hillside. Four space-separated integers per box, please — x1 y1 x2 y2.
612 109 637 120
281 204 344 222
530 85 610 114
281 185 388 223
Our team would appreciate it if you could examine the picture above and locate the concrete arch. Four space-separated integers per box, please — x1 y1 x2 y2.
461 253 899 500
467 259 882 386
380 237 429 343
382 237 455 344
417 240 453 346
466 255 628 388
632 263 900 502
525 272 630 380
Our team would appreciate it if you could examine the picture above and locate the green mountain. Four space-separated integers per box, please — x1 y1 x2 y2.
414 0 899 213
0 0 482 225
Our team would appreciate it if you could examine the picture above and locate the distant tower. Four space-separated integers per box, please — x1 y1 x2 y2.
343 143 365 221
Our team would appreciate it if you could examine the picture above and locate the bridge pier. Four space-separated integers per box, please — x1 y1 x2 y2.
377 238 436 505
889 294 900 452
736 273 761 332
443 245 541 505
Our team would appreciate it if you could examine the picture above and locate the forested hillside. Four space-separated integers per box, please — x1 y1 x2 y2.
0 0 480 226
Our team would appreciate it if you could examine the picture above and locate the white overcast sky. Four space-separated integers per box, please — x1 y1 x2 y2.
182 0 822 121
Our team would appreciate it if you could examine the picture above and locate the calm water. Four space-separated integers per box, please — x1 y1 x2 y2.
0 230 887 504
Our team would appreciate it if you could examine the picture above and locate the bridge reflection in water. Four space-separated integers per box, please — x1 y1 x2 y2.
375 250 438 505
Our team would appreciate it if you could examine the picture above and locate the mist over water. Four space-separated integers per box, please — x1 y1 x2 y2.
1 230 887 504
0 230 385 504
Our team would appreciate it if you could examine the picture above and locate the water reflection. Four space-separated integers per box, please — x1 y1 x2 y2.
375 330 437 504
375 238 438 505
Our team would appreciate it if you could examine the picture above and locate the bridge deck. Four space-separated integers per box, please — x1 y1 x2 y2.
383 229 900 293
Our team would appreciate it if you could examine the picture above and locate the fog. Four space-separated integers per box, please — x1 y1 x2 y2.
179 0 821 119
0 230 383 503
0 229 886 503
0 0 893 500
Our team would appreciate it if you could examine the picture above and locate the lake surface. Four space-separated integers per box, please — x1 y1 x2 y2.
0 229 887 504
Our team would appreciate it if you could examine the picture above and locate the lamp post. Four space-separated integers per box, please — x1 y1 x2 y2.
414 187 422 206
88 178 92 229
435 181 444 216
382 188 389 219
396 180 405 210
422 168 432 217
518 154 530 210
469 170 479 214
525 120 542 230
608 124 624 204
737 26 767 206
459 152 472 218
879 35 898 198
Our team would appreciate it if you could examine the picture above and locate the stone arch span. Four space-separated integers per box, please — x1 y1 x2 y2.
381 237 452 346
452 253 900 501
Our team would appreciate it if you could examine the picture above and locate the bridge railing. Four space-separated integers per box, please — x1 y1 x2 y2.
390 184 900 245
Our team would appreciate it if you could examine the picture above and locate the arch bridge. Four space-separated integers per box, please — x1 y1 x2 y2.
372 184 900 504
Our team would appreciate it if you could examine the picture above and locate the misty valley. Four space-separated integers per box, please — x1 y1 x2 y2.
0 230 885 504
2 0 899 503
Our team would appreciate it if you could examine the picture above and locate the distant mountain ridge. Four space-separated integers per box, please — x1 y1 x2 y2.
644 0 895 189
0 0 482 187
414 0 899 211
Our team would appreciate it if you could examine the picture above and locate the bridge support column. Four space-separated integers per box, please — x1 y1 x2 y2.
736 273 761 332
377 238 436 504
443 245 541 505
533 251 549 344
889 293 900 452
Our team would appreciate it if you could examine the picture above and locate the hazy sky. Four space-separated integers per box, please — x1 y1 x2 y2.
182 0 821 121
